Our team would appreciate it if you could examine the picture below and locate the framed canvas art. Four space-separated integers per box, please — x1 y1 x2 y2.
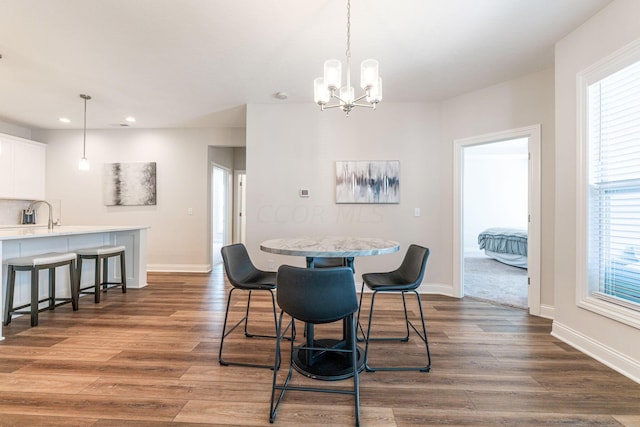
336 160 399 204
104 162 157 206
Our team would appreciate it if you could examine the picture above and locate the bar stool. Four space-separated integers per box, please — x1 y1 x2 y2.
3 252 79 327
76 245 127 303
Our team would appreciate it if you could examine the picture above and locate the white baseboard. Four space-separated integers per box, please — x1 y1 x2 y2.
147 264 212 273
418 282 456 297
539 304 555 319
552 321 640 384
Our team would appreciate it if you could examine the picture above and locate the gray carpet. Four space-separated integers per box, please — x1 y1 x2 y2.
464 255 528 309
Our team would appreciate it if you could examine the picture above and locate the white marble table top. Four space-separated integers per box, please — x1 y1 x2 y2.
260 236 400 257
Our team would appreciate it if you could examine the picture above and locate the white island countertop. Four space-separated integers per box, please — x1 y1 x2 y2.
0 224 149 340
0 225 148 240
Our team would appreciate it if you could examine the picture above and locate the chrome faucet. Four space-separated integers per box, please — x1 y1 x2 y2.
28 200 54 230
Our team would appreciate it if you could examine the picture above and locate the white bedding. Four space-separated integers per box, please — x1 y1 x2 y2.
484 249 528 268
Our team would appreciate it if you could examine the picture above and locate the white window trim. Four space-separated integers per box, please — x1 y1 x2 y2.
576 37 640 329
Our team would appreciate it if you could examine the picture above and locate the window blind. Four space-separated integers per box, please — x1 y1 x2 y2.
588 60 640 308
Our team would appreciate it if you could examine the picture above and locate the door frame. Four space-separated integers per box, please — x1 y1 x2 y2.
212 163 233 253
233 170 246 244
452 125 541 316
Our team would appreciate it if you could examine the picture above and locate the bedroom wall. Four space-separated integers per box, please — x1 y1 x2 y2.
32 127 245 272
553 0 640 381
440 67 556 309
463 139 529 252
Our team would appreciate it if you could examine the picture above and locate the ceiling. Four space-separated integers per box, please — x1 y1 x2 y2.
0 0 611 130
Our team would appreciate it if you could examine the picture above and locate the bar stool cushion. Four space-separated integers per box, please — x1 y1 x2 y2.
6 252 77 267
77 245 126 256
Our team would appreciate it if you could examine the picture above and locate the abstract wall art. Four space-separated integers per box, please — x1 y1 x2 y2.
104 162 157 206
335 160 400 204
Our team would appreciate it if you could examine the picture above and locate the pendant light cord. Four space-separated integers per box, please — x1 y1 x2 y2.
82 96 87 157
80 94 91 158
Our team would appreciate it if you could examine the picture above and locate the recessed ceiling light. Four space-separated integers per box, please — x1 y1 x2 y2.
59 117 71 123
125 116 136 123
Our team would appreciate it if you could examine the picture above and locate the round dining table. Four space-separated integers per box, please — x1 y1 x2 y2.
261 236 399 271
260 236 400 380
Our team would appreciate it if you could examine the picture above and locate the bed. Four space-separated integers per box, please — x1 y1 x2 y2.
477 227 528 268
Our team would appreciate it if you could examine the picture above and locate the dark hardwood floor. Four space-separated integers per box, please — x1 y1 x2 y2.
1 264 639 426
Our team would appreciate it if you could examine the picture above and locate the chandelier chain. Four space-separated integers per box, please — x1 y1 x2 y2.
345 0 351 60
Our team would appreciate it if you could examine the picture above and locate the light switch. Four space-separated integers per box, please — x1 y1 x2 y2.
414 208 421 217
187 208 193 215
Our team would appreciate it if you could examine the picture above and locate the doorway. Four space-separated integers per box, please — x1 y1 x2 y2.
463 138 529 308
212 164 232 266
453 125 541 315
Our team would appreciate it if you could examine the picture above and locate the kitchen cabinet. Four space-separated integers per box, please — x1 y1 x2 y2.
0 133 46 200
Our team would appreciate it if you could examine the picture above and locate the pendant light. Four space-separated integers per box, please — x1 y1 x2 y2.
78 94 91 171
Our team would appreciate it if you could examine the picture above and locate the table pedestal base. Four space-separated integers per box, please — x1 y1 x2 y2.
292 339 365 381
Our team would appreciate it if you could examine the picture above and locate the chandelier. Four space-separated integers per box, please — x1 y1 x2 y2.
313 0 382 116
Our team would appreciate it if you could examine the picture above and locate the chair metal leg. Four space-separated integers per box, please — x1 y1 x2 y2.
270 313 295 423
219 287 280 369
351 313 361 426
356 281 367 342
363 289 431 372
270 315 359 425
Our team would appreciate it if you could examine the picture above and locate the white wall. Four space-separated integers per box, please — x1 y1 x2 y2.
245 102 447 288
32 127 245 272
553 0 640 380
441 67 556 306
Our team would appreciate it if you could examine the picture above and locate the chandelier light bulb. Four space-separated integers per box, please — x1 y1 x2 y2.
339 86 355 106
366 77 383 104
360 59 379 90
314 78 331 105
324 59 342 91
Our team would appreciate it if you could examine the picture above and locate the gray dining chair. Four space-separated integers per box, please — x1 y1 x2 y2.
219 243 280 369
357 244 431 372
270 265 360 426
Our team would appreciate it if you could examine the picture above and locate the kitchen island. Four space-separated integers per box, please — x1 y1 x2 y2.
0 225 149 340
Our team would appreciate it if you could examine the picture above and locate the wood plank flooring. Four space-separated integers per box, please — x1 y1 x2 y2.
1 264 639 426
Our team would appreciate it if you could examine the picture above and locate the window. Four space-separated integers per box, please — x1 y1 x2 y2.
579 40 640 325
